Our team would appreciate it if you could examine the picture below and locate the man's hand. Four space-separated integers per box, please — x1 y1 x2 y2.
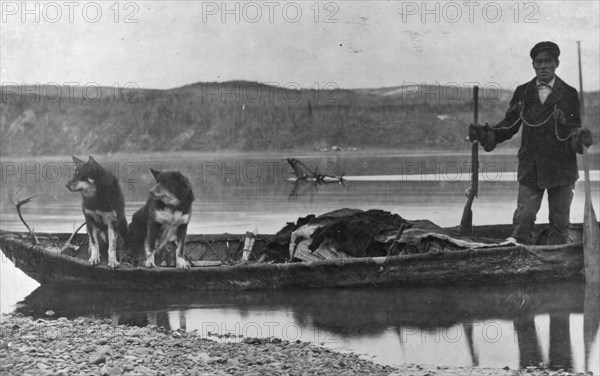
468 123 482 142
468 123 489 142
468 123 496 152
572 128 594 154
577 128 593 147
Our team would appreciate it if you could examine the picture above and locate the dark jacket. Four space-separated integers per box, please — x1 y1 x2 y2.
492 76 581 189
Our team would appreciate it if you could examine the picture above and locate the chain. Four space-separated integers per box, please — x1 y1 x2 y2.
491 103 573 142
518 104 556 127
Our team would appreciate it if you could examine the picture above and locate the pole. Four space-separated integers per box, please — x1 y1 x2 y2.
577 40 600 283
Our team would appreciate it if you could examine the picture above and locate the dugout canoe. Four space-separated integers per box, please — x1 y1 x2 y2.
0 223 593 290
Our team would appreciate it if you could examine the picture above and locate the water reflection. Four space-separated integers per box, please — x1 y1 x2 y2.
14 281 600 372
585 283 600 371
514 316 543 368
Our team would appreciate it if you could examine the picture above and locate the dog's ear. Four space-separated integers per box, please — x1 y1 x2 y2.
72 156 84 165
88 156 97 163
150 168 161 180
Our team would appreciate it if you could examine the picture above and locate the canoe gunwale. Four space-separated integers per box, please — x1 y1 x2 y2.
0 231 583 272
0 228 587 289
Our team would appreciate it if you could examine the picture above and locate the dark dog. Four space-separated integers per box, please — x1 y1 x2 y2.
66 156 127 268
128 169 194 270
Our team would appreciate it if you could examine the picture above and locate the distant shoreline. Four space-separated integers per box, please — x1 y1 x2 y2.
0 146 524 162
3 145 600 162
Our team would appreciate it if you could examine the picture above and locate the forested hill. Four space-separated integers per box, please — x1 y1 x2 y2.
1 81 598 156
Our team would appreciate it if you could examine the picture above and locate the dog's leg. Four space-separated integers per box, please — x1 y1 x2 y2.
175 224 190 270
87 222 101 265
88 234 100 265
107 223 120 269
144 222 159 268
143 237 156 268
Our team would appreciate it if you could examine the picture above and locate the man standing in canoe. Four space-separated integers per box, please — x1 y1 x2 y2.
469 41 593 245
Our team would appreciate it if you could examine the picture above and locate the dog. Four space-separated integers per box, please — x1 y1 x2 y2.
128 168 194 270
66 156 128 269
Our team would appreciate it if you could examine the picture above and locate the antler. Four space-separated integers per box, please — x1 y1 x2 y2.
61 221 86 252
13 188 40 244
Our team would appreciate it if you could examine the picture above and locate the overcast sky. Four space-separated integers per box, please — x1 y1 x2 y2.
1 1 599 91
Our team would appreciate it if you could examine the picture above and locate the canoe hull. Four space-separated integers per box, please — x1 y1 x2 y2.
0 229 585 290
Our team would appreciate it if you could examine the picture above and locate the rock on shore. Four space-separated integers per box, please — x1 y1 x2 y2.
0 313 592 376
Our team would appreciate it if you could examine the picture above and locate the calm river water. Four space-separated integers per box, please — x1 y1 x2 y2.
1 151 599 373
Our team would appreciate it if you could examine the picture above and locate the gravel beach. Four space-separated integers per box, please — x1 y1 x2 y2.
0 313 592 376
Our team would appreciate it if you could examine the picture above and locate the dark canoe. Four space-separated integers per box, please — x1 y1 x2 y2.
0 223 592 290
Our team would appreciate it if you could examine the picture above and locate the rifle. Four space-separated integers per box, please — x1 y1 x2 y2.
460 86 479 234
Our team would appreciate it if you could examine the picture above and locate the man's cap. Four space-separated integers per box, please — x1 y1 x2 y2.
530 41 560 60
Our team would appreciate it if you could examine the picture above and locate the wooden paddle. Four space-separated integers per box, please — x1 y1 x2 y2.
582 146 599 282
577 41 600 283
460 86 479 234
583 282 600 372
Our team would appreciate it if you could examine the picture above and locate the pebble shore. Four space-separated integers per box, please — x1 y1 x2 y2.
0 313 593 376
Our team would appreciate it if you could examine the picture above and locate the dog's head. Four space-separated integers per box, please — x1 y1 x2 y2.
66 156 103 196
148 168 195 207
